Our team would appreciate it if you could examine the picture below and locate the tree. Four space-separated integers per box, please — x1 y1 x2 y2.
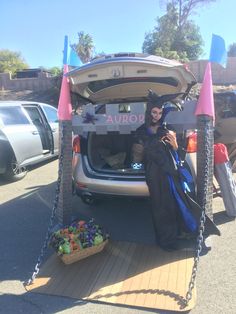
143 0 216 61
159 1 216 31
0 49 28 76
71 31 95 63
48 66 62 76
228 43 236 57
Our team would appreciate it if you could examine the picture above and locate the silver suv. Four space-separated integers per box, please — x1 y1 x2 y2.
0 101 59 181
69 53 197 204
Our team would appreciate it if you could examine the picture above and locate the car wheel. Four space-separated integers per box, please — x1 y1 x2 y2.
4 156 28 181
80 194 102 206
81 194 96 205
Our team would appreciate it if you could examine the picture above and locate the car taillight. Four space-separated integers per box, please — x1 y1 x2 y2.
73 136 81 153
186 132 197 153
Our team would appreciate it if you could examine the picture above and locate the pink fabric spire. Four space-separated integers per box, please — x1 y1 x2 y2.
57 65 72 121
195 62 215 120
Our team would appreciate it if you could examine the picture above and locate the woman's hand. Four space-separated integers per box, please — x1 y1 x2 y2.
164 131 178 150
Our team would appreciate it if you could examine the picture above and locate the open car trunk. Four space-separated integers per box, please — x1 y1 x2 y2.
87 132 144 174
86 130 189 176
76 100 198 177
70 53 198 178
68 53 196 104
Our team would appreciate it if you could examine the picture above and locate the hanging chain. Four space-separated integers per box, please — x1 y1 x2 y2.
24 124 65 286
183 122 212 307
183 209 206 306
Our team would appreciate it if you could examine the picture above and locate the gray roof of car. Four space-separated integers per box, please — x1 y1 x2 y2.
0 101 52 107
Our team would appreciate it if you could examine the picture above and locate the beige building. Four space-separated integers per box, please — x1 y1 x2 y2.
188 57 236 85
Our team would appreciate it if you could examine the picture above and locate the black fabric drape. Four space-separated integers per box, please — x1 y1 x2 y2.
133 124 220 248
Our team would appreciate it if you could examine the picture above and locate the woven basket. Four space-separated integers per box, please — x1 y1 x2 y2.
59 240 108 265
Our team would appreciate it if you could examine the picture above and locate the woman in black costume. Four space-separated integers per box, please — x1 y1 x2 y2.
133 90 220 251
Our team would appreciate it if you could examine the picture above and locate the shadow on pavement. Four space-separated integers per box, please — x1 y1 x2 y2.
213 210 235 226
0 182 58 282
0 157 58 186
0 292 87 314
0 181 156 283
0 293 189 314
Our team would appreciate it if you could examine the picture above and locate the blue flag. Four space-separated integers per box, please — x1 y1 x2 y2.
67 46 82 67
63 35 68 65
209 34 227 68
62 35 82 67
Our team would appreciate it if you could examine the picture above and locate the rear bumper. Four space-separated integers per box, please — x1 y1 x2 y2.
72 152 196 198
73 178 150 197
72 153 149 197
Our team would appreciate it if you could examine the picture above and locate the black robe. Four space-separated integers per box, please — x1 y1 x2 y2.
134 124 220 248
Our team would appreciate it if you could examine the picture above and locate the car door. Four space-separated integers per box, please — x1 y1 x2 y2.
40 104 59 153
0 105 43 165
23 104 53 153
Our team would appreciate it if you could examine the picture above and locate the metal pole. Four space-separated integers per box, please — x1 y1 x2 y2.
56 120 73 226
196 115 214 219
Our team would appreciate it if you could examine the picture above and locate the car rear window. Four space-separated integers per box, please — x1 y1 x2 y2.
0 106 30 125
88 77 178 93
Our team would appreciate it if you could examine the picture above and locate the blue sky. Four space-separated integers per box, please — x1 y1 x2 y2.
0 0 235 68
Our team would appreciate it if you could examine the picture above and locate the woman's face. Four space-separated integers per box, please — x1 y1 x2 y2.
150 107 163 124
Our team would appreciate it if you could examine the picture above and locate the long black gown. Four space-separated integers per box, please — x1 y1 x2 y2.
133 124 220 249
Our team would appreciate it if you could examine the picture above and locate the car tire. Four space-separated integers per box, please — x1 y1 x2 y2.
80 194 101 206
81 194 96 205
4 156 28 181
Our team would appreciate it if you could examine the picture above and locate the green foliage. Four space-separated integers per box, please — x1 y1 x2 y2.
143 1 216 61
49 66 62 76
228 43 236 57
71 31 95 63
35 66 62 77
0 49 28 75
159 0 216 25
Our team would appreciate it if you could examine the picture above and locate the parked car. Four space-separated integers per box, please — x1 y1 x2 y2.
214 90 236 144
0 101 59 181
214 90 236 170
69 53 198 204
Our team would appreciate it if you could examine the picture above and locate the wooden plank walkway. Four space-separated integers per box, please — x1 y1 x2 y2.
26 241 196 311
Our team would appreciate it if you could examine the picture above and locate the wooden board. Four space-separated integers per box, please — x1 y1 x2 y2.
25 241 196 311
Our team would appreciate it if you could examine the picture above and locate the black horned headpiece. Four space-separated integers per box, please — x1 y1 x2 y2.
146 89 183 111
145 89 183 126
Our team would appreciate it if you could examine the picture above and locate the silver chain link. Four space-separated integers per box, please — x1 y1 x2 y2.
183 121 212 307
24 125 65 286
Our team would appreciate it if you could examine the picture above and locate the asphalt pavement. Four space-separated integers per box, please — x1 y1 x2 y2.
0 159 235 314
